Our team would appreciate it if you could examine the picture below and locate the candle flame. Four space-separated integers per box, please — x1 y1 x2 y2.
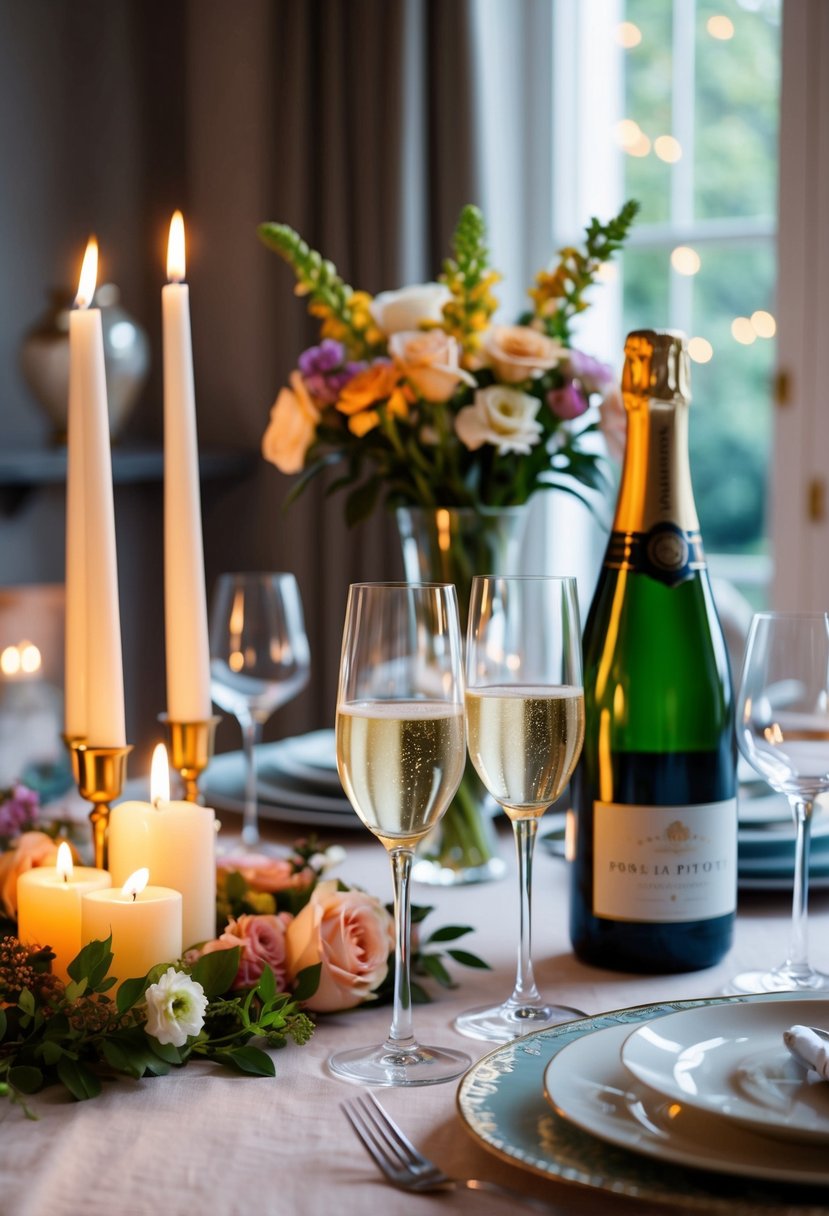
151 742 171 806
56 841 74 882
75 237 99 309
122 868 149 900
167 210 186 282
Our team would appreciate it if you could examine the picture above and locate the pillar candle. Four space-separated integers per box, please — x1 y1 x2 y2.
64 238 126 746
162 211 212 723
17 851 111 982
108 743 216 949
108 799 216 950
82 875 182 990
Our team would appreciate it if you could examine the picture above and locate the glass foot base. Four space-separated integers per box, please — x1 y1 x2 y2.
454 999 585 1043
328 1040 471 1087
725 966 829 995
411 853 507 886
215 836 286 861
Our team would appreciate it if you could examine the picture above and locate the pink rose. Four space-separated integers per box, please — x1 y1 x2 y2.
484 324 566 384
285 880 394 1013
261 371 320 474
217 852 314 894
388 330 475 403
0 831 60 919
196 912 292 991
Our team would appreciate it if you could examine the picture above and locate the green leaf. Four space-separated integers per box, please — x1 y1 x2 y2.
409 904 433 925
218 1046 275 1077
424 925 474 944
0 1007 6 1038
17 989 35 1017
56 1056 101 1101
446 949 491 970
67 936 113 989
38 1041 63 1067
116 976 148 1015
101 1038 146 1079
418 955 453 987
64 979 87 1001
256 965 277 1005
410 981 431 1005
189 946 241 998
147 1039 183 1065
292 963 321 1004
223 870 248 902
345 478 381 527
8 1066 43 1094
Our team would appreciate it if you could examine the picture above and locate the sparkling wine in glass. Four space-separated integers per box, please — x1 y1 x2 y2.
729 611 829 993
454 576 586 1042
330 581 471 1086
209 572 310 850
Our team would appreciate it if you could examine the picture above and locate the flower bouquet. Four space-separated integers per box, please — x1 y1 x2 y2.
258 201 637 881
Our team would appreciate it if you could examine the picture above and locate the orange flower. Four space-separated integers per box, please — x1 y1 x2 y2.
337 363 401 417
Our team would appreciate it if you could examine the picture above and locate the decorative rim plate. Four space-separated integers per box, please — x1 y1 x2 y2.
262 730 341 790
544 1020 829 1184
203 747 359 830
620 998 829 1144
456 993 829 1214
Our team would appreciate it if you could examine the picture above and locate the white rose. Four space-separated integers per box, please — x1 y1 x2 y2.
455 385 543 456
370 282 451 335
144 967 209 1047
484 324 566 384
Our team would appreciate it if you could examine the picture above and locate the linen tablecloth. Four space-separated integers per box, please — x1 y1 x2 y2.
1 816 827 1216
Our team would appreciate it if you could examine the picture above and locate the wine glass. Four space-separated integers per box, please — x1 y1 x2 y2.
329 581 471 1086
454 576 586 1042
729 611 829 993
209 573 310 851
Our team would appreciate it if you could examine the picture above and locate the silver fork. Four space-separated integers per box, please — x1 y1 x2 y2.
342 1091 564 1213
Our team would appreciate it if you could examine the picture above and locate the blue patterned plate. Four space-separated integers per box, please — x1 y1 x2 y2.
457 993 829 1214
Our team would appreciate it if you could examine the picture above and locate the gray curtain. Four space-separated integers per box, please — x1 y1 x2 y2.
186 0 482 745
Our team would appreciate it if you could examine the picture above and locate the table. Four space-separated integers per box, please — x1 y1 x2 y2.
1 817 827 1216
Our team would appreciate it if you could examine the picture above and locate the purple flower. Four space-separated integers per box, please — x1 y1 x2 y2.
547 383 590 421
297 342 367 405
563 349 615 395
0 783 40 839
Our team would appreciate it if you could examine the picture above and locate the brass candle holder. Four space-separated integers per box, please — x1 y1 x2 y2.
159 714 220 803
69 741 132 869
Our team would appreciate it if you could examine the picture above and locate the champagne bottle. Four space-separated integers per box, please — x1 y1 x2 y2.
569 329 736 973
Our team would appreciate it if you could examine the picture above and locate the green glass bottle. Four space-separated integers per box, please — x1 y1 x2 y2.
569 330 737 973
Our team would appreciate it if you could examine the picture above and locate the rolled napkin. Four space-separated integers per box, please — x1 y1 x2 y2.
783 1025 829 1080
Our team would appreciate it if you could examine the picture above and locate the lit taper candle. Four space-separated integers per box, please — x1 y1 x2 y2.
162 212 212 723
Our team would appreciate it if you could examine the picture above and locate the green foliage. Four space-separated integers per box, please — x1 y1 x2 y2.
370 905 490 1008
0 937 315 1119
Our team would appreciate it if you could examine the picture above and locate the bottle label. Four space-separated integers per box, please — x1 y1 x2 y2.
592 799 737 922
605 524 705 587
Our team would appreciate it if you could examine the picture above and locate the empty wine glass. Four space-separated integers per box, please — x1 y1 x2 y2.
330 581 471 1086
454 576 586 1042
730 611 829 993
209 573 310 850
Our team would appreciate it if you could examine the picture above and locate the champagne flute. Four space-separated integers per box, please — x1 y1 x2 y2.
454 576 586 1042
730 612 829 993
209 573 310 851
330 582 471 1086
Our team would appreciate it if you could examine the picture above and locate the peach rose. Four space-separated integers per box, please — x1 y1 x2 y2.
0 831 60 919
217 852 314 895
369 282 451 335
484 324 566 384
388 330 475 403
285 880 394 1013
262 371 320 474
197 912 292 991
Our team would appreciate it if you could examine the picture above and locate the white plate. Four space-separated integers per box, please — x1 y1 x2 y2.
544 1019 829 1186
262 730 341 790
620 998 829 1144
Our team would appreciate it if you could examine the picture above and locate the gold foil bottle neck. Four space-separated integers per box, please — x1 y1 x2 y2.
622 329 691 405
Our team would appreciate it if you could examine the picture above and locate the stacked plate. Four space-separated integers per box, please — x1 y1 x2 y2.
202 729 360 831
458 992 829 1212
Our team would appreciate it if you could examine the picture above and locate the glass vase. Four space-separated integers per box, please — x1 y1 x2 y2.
396 505 529 884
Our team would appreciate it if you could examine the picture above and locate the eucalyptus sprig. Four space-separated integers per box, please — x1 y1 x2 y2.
0 934 317 1117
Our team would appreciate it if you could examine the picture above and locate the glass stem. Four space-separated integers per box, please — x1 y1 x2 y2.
786 796 813 974
510 817 542 1007
240 715 263 848
386 848 416 1050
